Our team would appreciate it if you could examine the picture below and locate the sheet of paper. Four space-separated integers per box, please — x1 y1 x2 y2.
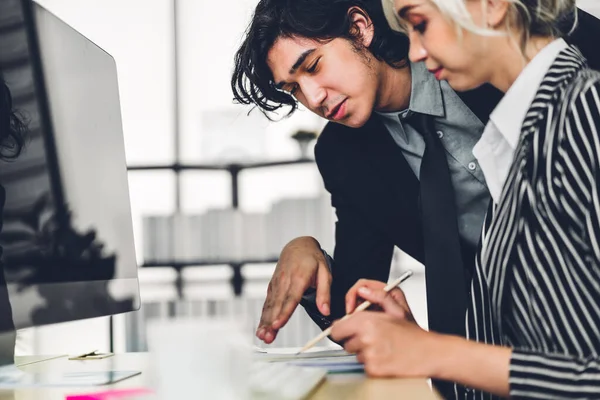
253 347 364 373
0 370 141 388
253 346 349 361
286 356 364 373
252 345 267 353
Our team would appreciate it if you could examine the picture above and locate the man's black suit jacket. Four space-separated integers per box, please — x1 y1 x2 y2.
308 9 600 324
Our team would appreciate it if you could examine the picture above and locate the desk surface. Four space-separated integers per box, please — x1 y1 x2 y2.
0 353 442 400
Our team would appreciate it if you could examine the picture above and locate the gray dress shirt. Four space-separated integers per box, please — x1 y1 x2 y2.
376 61 490 248
308 62 492 313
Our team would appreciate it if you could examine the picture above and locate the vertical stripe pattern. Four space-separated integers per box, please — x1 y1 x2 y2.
463 47 600 399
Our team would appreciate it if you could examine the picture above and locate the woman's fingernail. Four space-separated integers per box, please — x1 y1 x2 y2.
322 303 330 315
358 287 371 295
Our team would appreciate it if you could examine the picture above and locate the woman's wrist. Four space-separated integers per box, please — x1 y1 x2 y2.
424 333 512 396
425 333 469 381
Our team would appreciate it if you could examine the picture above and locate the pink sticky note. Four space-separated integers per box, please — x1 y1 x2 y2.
66 388 153 400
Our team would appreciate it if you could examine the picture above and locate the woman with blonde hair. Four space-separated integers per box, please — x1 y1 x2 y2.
330 1 600 398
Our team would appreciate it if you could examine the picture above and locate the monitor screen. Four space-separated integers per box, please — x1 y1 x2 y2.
0 0 140 331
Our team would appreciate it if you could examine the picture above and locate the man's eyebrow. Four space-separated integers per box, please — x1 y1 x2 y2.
398 5 416 19
290 49 316 74
274 49 316 89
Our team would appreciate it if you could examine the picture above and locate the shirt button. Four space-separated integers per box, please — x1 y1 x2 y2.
468 162 477 171
436 130 444 139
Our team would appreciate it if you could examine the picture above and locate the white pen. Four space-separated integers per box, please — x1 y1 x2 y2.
296 270 414 355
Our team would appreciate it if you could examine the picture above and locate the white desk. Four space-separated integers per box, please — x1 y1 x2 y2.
0 353 442 399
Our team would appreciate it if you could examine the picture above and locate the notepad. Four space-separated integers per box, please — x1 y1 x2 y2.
253 347 364 373
253 346 349 361
286 356 364 373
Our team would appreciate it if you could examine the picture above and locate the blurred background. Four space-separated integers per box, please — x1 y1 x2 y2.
12 0 600 357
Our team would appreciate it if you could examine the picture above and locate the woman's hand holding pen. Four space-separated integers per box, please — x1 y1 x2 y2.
344 278 415 320
330 279 444 378
334 279 512 395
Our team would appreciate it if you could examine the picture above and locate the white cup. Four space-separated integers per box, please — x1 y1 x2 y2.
146 318 251 400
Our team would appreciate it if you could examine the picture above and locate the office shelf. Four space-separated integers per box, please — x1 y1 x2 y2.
127 158 314 171
124 0 318 301
128 158 315 297
141 258 280 297
141 258 279 268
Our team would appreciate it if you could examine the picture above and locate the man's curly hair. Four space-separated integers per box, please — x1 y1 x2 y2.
231 0 410 118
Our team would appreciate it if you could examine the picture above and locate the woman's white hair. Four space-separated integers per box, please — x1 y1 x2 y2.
382 0 578 52
382 0 406 32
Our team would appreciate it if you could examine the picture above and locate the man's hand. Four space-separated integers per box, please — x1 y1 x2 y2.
256 236 332 344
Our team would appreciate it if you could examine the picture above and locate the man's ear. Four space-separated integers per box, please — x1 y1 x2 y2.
485 0 511 28
348 7 375 47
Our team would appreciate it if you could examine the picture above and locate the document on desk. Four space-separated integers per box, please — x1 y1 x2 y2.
253 347 364 373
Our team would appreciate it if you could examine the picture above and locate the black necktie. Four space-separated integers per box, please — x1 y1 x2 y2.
414 113 467 337
413 113 469 400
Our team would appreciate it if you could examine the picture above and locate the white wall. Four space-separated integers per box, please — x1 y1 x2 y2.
173 0 326 219
579 0 600 16
35 0 176 166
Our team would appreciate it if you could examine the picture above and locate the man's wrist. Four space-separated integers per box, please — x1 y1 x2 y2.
320 248 333 272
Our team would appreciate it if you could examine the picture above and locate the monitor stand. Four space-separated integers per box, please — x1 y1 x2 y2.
0 330 140 388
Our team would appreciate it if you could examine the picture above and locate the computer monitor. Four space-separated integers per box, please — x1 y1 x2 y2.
0 0 140 379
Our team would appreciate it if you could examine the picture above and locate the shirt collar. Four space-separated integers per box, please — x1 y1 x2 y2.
405 61 445 119
375 61 445 141
489 38 568 150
